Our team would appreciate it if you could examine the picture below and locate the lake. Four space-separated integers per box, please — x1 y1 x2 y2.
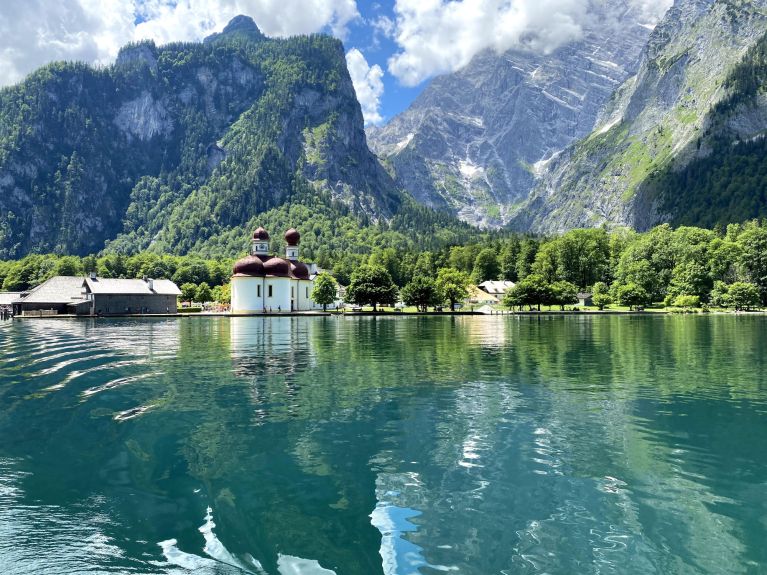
1 315 766 574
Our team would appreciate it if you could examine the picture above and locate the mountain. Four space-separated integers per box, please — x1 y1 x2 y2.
514 0 767 233
0 16 469 260
367 1 658 228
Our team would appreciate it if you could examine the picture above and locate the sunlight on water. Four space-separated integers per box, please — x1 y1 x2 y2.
1 316 767 574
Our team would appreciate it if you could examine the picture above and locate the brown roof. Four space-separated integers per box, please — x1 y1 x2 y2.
253 227 270 240
284 228 300 246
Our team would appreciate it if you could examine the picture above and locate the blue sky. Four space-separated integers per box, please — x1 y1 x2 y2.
0 0 672 125
342 0 426 123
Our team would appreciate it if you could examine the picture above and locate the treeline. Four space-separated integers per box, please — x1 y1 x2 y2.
341 221 767 311
3 221 767 311
0 253 233 293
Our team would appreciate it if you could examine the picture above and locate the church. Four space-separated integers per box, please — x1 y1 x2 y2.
230 227 321 313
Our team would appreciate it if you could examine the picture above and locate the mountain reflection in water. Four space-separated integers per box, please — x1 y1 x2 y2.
0 315 766 574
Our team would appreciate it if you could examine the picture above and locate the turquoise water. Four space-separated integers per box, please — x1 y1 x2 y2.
1 315 766 574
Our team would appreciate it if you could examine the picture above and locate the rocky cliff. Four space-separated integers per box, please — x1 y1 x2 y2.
368 0 658 228
514 0 767 232
0 16 404 258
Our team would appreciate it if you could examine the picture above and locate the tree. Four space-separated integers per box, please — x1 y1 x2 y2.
401 276 441 312
56 255 83 277
212 283 231 304
345 265 398 311
173 260 210 286
503 274 552 311
738 225 767 304
615 282 650 310
726 282 761 311
195 282 213 303
471 248 500 284
499 239 520 281
550 280 578 311
515 239 538 281
591 282 612 310
181 282 197 303
556 228 611 289
435 268 471 311
531 241 559 284
710 281 729 308
668 261 712 302
311 272 337 312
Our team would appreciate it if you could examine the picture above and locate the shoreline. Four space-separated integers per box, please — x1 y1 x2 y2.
5 309 766 320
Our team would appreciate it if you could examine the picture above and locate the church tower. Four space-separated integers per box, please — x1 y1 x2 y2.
285 228 300 260
251 227 270 256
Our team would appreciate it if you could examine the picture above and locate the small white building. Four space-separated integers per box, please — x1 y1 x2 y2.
230 227 321 313
478 280 515 297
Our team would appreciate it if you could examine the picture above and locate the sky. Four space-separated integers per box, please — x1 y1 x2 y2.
0 0 673 126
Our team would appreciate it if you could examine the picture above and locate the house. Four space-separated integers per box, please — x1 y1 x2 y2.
0 292 21 317
83 277 181 315
467 285 499 305
478 280 515 297
230 227 322 313
11 276 91 316
577 292 594 307
11 275 181 316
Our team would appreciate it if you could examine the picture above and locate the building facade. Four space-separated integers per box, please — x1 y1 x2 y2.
83 277 180 315
231 227 320 313
11 276 180 316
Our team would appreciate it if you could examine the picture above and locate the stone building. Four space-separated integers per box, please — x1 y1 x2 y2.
230 227 320 313
83 277 180 315
11 275 180 316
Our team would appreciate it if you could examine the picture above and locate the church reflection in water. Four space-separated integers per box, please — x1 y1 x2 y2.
229 316 317 376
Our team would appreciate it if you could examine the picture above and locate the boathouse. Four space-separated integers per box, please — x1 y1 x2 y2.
11 275 181 316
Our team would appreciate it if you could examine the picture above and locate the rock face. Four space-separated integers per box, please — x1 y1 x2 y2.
514 0 767 233
368 0 658 228
0 16 400 257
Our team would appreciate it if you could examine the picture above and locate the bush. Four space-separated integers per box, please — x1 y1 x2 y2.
178 307 202 313
672 295 700 308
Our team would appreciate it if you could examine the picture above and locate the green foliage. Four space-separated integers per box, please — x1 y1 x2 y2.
471 248 500 284
725 282 761 311
345 264 398 311
401 275 441 312
212 283 231 304
591 282 612 310
195 282 213 303
504 274 553 311
435 268 470 311
672 295 700 309
550 281 579 311
311 273 337 311
180 283 198 302
647 31 767 228
614 283 650 310
2 221 766 316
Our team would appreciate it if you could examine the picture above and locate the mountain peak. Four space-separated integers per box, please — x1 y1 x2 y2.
204 15 265 44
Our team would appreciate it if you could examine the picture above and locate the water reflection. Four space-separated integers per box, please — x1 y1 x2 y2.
0 316 766 574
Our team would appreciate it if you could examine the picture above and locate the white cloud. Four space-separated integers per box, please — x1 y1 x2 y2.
387 0 673 87
0 0 360 87
346 48 385 125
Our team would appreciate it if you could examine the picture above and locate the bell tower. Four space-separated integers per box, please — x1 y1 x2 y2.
284 228 300 260
251 227 270 256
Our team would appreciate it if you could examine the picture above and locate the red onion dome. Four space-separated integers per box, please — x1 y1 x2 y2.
233 255 265 276
290 261 310 280
252 227 270 241
264 257 291 277
284 228 300 246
